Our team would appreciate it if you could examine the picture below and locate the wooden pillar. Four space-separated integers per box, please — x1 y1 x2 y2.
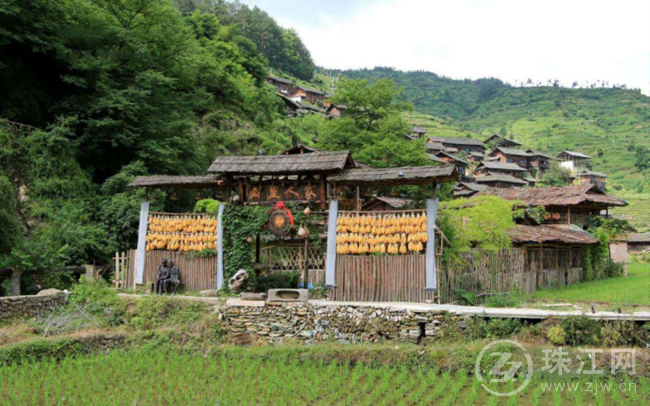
355 186 361 211
567 207 571 226
303 238 309 289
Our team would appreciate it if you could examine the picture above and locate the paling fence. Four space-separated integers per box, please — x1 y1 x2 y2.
329 254 437 302
115 250 217 292
439 246 588 303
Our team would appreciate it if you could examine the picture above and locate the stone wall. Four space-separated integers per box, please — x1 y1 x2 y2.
0 293 68 321
218 302 463 344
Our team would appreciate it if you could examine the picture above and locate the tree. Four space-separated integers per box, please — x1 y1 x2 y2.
538 162 573 187
634 146 649 171
327 78 411 131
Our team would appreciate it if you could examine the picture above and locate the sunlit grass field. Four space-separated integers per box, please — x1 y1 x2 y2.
0 348 647 405
531 264 650 305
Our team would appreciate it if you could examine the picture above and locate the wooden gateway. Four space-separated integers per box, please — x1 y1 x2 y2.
128 147 459 301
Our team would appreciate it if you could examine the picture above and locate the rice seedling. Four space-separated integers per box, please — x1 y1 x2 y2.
0 347 646 405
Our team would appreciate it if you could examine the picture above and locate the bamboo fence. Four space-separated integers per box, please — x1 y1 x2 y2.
439 246 588 303
328 254 437 302
120 249 217 292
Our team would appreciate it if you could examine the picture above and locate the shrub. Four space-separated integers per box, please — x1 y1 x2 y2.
483 290 525 308
561 317 601 346
603 260 624 278
68 278 121 316
253 271 300 293
546 326 566 345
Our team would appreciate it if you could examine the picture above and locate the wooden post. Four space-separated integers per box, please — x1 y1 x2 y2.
303 238 309 289
567 207 571 226
114 252 120 288
355 186 361 211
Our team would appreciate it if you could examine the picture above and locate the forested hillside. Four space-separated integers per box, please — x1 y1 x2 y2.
331 68 650 228
0 0 426 280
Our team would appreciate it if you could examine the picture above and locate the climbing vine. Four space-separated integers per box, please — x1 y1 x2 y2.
221 202 325 288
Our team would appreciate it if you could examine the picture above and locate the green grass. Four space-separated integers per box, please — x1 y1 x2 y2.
531 264 650 305
0 348 647 405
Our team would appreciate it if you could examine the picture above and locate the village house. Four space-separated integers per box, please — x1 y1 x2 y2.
479 184 627 229
408 126 427 140
483 134 523 148
466 151 485 163
361 196 413 211
475 161 528 179
578 170 607 190
423 141 445 154
434 151 469 178
266 75 294 94
488 147 531 168
453 181 487 197
290 85 329 105
627 233 650 254
474 172 528 188
324 103 347 118
427 136 486 155
526 150 553 175
557 150 592 174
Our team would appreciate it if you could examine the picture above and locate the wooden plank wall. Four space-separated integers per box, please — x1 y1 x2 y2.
328 255 436 302
128 249 216 292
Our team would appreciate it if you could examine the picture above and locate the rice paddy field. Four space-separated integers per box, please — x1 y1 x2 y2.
530 264 650 306
0 348 648 405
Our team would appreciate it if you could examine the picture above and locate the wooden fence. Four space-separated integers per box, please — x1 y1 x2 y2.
439 246 588 303
328 255 437 302
117 250 217 292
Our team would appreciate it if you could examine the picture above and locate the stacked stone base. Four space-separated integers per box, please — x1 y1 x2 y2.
0 293 68 321
218 302 460 344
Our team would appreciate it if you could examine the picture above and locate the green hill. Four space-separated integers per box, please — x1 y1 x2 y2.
327 68 650 229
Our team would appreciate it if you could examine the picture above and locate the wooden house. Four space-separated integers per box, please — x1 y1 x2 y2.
410 126 427 139
578 170 607 190
423 141 445 154
467 151 485 163
283 144 319 155
488 147 531 168
427 136 486 155
324 103 347 118
483 134 523 148
526 150 553 174
475 161 528 179
290 85 329 105
474 173 528 188
478 184 627 229
453 181 487 197
362 196 413 211
557 150 592 174
628 233 650 253
266 75 294 94
435 151 469 178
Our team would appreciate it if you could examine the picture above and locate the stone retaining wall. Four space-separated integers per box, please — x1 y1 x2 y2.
218 302 466 344
0 293 68 321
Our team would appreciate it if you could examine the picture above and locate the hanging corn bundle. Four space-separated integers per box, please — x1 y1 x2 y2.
146 214 218 252
335 212 428 255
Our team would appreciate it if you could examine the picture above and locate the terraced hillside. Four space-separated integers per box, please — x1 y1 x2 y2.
328 68 649 230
